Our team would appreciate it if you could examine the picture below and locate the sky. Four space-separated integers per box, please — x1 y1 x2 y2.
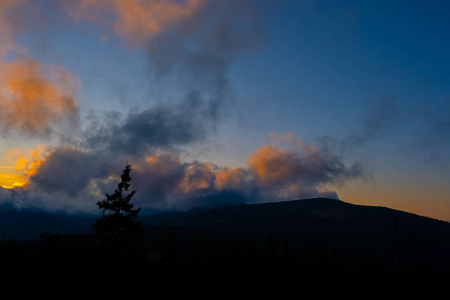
0 0 449 220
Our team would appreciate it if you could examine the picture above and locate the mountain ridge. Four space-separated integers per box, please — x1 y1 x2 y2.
143 197 449 232
142 197 450 270
0 197 449 273
1 197 449 240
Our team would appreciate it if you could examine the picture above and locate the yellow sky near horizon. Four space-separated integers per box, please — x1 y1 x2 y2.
339 174 450 222
0 166 26 189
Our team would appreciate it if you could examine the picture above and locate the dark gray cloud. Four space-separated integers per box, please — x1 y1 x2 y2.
82 101 210 156
29 147 112 197
0 146 121 212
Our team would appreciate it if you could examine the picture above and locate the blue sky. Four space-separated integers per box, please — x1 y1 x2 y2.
0 0 450 220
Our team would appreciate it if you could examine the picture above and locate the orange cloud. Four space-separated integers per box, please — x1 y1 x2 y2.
180 163 214 194
246 132 364 201
214 167 245 191
0 0 80 135
268 131 320 156
144 153 235 194
64 0 205 45
136 152 250 198
0 57 79 135
268 131 305 147
8 145 46 175
20 146 47 177
247 145 300 188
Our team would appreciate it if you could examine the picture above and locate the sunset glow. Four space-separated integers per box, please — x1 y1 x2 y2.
0 145 47 189
0 169 26 189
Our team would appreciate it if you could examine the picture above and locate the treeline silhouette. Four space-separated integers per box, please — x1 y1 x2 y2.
143 226 450 278
0 225 447 280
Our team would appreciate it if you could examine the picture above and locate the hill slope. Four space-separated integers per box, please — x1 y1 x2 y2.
0 207 95 240
1 198 449 273
143 198 450 270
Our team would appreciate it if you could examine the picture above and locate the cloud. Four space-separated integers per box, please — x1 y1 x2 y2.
214 167 249 191
0 0 270 213
0 145 47 189
0 57 79 136
6 145 47 177
319 97 450 166
247 137 364 200
63 0 205 46
316 98 401 161
0 0 28 57
65 0 266 133
0 1 366 215
144 0 265 119
77 93 218 157
0 131 364 213
0 146 119 212
0 1 80 137
29 147 111 197
128 153 251 210
0 3 364 214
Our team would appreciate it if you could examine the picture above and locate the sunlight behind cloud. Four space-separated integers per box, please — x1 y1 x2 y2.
0 145 47 189
0 167 26 189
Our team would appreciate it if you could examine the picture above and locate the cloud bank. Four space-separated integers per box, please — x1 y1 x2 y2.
0 132 364 213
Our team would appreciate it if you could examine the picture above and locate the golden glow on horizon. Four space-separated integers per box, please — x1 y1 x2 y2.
0 145 47 189
0 171 26 189
338 174 450 222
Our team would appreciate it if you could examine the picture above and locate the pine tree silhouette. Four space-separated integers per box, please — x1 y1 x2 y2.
92 164 144 243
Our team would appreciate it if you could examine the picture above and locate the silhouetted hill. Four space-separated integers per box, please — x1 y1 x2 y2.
0 206 95 240
142 198 450 272
1 198 450 276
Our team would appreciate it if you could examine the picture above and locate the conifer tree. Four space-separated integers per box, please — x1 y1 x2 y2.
92 164 144 241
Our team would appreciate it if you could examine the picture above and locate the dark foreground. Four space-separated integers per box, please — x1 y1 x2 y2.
1 226 448 281
1 199 450 284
